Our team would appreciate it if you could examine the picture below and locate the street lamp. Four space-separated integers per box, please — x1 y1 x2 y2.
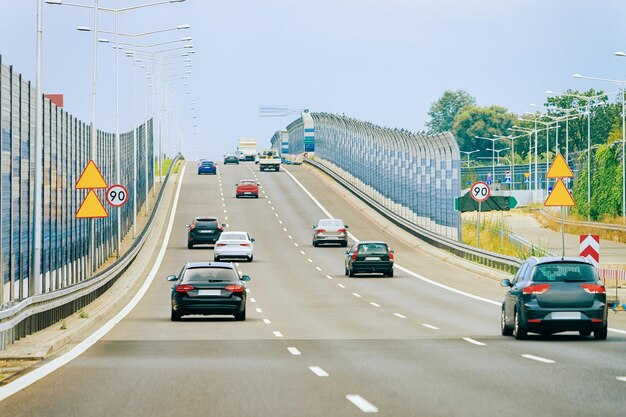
493 133 525 190
573 73 626 221
476 136 508 179
460 150 480 167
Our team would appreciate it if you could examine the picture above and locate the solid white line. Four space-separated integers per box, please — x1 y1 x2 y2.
288 347 301 356
422 324 439 330
263 319 272 324
346 395 379 413
250 297 256 303
255 308 263 313
352 292 362 298
309 366 329 377
370 302 380 307
316 267 322 271
393 313 407 319
463 337 486 346
0 165 188 402
616 377 626 382
338 284 346 288
273 331 284 338
522 354 555 364
325 275 333 280
307 258 313 263
282 167 334 218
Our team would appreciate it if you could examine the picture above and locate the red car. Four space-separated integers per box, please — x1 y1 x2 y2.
236 179 259 198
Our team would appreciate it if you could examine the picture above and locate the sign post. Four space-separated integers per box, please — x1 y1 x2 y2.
544 153 575 256
470 181 491 248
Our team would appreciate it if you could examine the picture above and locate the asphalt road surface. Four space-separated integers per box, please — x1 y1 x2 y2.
1 162 625 417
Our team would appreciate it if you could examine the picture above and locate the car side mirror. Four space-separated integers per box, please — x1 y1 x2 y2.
391 250 395 254
344 250 349 255
501 279 512 287
221 224 226 227
312 225 316 229
241 275 251 281
166 275 177 282
185 224 190 228
345 225 349 228
251 238 255 242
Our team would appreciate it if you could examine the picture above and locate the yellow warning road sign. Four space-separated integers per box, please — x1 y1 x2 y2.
75 160 108 189
544 178 575 207
76 190 109 218
546 153 573 179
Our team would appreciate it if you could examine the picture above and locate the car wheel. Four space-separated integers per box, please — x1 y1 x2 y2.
187 242 194 249
513 308 527 340
579 330 591 337
345 267 349 276
501 307 513 336
254 195 258 198
594 324 608 340
248 255 253 262
313 240 319 247
348 268 355 278
341 241 348 247
214 256 219 262
236 195 240 198
234 309 246 321
387 269 394 278
171 310 182 321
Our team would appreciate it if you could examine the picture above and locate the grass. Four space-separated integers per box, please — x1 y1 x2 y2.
534 210 626 244
462 216 539 259
60 321 67 330
79 309 89 319
155 158 182 176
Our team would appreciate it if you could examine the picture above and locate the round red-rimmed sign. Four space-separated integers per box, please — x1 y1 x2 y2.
470 181 491 202
106 184 129 207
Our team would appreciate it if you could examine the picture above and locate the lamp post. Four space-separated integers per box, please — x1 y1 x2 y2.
476 136 508 179
493 133 525 190
460 150 480 167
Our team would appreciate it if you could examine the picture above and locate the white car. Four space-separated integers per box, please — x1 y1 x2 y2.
214 231 255 262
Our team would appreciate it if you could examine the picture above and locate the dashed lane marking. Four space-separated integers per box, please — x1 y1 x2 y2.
273 331 284 338
352 293 362 298
288 347 302 356
521 354 555 364
250 298 256 303
263 319 272 324
370 302 380 307
316 267 322 271
307 258 313 263
309 366 329 377
325 275 332 280
338 284 346 289
393 313 407 319
255 308 263 313
422 324 439 330
463 337 486 346
346 395 378 413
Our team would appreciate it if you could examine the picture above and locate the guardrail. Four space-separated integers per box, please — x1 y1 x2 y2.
0 154 183 350
537 208 626 237
305 158 523 273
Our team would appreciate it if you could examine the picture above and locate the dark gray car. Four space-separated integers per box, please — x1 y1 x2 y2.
501 256 608 340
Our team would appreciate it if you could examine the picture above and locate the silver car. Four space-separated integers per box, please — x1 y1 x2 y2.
214 231 255 262
312 218 349 247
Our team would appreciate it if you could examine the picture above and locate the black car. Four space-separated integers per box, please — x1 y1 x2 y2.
187 217 225 249
168 262 250 321
224 154 239 164
501 256 608 340
345 241 394 277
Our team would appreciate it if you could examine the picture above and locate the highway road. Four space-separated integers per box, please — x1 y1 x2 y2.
1 161 626 416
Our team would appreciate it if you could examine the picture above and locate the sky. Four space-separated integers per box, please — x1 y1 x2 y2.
2 0 626 160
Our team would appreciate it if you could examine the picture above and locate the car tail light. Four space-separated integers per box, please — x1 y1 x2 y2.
523 283 550 295
216 243 226 247
240 243 250 247
176 284 194 293
591 318 604 323
388 249 394 261
582 284 606 294
337 228 346 233
225 285 244 293
317 229 326 234
352 245 358 260
218 225 223 231
527 319 541 323
188 225 195 231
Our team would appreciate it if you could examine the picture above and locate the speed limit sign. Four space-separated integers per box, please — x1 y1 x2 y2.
470 181 491 202
106 184 129 207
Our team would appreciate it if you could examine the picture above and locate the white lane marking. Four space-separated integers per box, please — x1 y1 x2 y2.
316 267 322 271
268 200 272 204
307 258 313 263
338 284 346 289
616 377 626 382
393 313 407 319
346 395 379 413
0 165 188 402
274 213 279 217
278 220 283 225
271 207 275 211
609 327 626 334
223 210 227 213
255 308 263 313
263 319 272 324
288 235 293 240
288 347 301 356
522 354 555 364
245 288 251 293
225 224 230 227
283 228 288 232
300 250 306 255
250 297 256 303
370 302 380 307
222 203 226 207
352 292 362 298
294 243 299 247
273 331 284 338
325 275 333 280
225 216 228 220
309 366 329 377
422 324 439 330
463 337 486 346
221 198 224 201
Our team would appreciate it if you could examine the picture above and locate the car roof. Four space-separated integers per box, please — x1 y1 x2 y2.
355 241 388 245
185 261 236 269
194 216 218 221
531 256 594 266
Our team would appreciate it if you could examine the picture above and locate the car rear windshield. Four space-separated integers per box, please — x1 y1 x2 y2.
221 233 247 241
240 181 256 185
319 219 343 227
532 263 598 283
357 243 388 255
182 268 237 283
201 161 214 166
196 219 218 228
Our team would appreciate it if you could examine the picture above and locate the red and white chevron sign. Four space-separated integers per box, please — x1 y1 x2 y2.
579 234 600 267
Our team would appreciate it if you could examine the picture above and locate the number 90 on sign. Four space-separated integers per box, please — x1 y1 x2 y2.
470 181 490 202
106 184 129 207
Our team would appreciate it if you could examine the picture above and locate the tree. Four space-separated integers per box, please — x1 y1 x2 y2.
452 105 517 161
426 90 476 134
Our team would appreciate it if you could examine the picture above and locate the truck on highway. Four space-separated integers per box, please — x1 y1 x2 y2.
259 149 281 172
237 138 257 161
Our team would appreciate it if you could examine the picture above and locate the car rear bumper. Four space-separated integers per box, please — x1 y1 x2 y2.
189 235 220 244
314 236 347 243
523 306 607 333
352 261 393 273
172 298 244 315
215 248 253 258
236 192 258 197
